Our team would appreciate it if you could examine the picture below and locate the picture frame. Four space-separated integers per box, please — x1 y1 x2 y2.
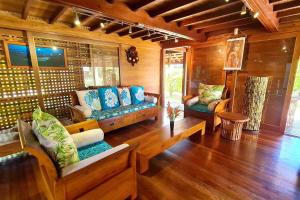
3 41 32 68
224 37 246 71
36 46 67 69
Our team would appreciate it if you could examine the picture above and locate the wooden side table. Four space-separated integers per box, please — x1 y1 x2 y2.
217 112 249 141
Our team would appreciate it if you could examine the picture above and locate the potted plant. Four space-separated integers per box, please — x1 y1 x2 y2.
167 102 181 132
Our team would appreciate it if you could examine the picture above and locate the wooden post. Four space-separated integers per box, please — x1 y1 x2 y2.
26 31 45 110
230 71 238 112
160 48 164 106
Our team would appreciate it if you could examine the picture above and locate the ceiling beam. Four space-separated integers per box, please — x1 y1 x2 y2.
279 14 300 24
147 0 197 17
22 0 34 19
273 0 300 12
191 13 250 30
242 0 279 32
49 6 69 24
277 7 300 18
48 0 200 40
106 24 129 34
130 30 148 39
141 33 162 40
201 17 255 33
127 0 157 11
81 15 97 26
181 2 243 26
163 0 240 22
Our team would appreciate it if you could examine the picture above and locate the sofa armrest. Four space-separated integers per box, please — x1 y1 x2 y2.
213 98 230 113
144 92 160 105
183 95 194 104
60 143 137 178
65 120 99 134
66 105 86 123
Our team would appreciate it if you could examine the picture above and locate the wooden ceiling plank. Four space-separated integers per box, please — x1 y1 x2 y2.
22 0 34 20
128 0 157 11
151 36 166 42
201 17 255 33
243 0 279 32
105 23 129 34
48 0 200 40
277 7 300 18
81 15 97 26
130 30 148 39
147 0 197 17
141 33 162 40
273 0 300 12
191 13 250 30
49 6 69 24
279 14 300 24
181 2 243 26
163 0 240 22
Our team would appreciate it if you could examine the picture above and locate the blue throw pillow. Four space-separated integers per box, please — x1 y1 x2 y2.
118 87 132 106
98 87 120 110
130 86 145 105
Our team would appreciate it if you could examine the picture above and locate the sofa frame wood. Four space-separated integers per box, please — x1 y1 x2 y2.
17 119 138 200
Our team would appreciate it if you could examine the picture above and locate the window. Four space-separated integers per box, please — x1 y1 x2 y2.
84 45 120 87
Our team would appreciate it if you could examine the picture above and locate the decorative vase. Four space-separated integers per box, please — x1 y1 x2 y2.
170 120 174 132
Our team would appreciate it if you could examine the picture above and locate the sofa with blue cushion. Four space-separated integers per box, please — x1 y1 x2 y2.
68 86 160 133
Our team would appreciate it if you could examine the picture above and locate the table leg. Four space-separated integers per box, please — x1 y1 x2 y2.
137 154 149 174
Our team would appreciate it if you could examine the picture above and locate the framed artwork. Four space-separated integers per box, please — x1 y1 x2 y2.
224 37 246 70
4 41 32 68
36 46 67 69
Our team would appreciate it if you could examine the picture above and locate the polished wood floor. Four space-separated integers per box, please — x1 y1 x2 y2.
106 110 300 200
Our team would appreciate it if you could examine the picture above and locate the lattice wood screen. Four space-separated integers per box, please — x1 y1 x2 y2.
0 30 90 130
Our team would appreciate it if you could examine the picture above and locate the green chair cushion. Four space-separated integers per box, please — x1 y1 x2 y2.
77 141 112 161
188 103 212 113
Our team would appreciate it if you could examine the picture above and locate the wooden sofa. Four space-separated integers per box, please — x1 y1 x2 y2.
18 119 138 200
68 89 160 133
183 88 230 132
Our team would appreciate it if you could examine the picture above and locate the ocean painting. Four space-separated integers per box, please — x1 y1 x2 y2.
8 44 32 66
36 46 65 67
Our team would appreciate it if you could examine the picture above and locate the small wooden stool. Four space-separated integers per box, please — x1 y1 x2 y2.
217 112 249 141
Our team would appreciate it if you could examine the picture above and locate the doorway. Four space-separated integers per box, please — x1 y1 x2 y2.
163 48 187 108
285 62 300 136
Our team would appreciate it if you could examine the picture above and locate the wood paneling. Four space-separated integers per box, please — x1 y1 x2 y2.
188 37 296 131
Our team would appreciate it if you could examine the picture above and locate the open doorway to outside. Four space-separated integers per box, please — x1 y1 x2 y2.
163 48 187 109
285 61 300 136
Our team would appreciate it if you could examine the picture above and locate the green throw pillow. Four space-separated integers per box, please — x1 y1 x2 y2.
198 83 224 105
32 107 79 168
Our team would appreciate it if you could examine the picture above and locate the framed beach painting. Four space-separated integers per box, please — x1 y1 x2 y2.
36 46 67 69
4 42 32 68
224 37 246 70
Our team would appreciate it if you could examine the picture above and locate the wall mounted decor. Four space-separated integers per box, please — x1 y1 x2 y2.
36 46 66 68
4 42 32 67
125 46 139 66
243 76 269 132
224 37 246 71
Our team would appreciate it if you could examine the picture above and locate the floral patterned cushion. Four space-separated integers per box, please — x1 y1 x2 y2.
118 87 132 106
198 83 224 105
76 90 101 111
130 86 145 105
89 102 156 121
32 107 79 168
98 87 120 110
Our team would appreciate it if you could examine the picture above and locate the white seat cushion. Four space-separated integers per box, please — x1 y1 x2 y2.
70 128 104 148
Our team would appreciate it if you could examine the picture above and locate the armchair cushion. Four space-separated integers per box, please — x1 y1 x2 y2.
188 103 212 114
74 105 92 118
198 83 224 104
76 90 101 111
98 87 120 110
70 128 104 148
32 107 79 168
208 100 222 112
77 141 112 161
130 86 145 105
186 96 199 107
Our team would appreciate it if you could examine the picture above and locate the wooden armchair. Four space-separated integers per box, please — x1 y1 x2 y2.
17 119 138 200
183 88 230 133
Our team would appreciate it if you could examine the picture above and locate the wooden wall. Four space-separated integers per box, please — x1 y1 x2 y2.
189 36 297 132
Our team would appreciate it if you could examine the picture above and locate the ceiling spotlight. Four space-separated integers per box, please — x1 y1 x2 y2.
74 12 81 26
147 30 151 37
164 35 168 40
225 0 229 2
100 22 105 28
174 38 178 43
241 6 247 15
234 28 239 35
253 11 259 19
129 26 132 34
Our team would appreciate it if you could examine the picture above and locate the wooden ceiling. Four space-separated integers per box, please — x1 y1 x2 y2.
0 0 299 43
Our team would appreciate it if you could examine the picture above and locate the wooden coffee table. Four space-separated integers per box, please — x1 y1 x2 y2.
126 117 206 174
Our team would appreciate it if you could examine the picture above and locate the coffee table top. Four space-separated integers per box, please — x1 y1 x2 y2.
126 117 205 155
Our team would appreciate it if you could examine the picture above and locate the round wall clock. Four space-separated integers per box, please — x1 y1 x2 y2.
125 46 139 66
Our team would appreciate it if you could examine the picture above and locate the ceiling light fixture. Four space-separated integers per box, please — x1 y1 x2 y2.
129 26 132 34
100 22 105 28
253 11 259 18
225 0 229 2
241 6 247 15
74 12 81 26
147 30 151 37
174 38 178 43
164 35 168 40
